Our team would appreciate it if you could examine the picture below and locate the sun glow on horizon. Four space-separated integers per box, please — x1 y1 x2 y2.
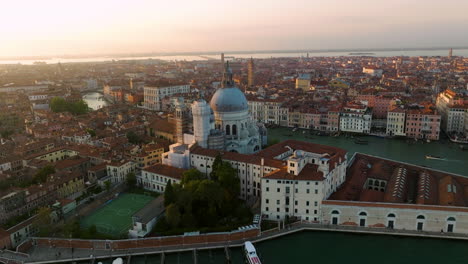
2 0 468 57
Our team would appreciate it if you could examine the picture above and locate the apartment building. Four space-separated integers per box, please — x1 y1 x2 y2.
339 102 372 134
386 107 406 137
144 84 190 111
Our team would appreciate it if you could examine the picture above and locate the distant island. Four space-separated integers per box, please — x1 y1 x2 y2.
349 52 375 55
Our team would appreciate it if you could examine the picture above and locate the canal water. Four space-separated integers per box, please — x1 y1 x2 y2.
268 127 468 176
82 92 108 110
88 231 468 264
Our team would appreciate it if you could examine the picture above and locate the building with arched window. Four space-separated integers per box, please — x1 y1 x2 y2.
208 62 266 154
321 153 468 234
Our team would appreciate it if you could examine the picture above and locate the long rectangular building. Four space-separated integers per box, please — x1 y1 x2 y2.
322 153 468 233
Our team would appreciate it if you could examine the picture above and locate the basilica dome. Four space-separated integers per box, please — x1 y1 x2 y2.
210 87 248 112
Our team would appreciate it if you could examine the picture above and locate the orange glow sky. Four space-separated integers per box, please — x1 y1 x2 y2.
2 0 468 57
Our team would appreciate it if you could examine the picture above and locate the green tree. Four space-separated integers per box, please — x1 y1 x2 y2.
50 97 89 115
126 131 142 144
104 180 111 192
181 169 205 184
33 165 55 184
164 180 175 206
86 128 96 137
126 172 136 188
166 204 181 228
35 207 52 236
69 100 89 115
216 162 240 200
50 97 67 112
210 153 223 181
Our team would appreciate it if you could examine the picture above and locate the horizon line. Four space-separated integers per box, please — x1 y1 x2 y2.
1 46 467 61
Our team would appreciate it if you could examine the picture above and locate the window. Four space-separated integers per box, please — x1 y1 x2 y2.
359 212 367 216
266 207 269 211
277 200 280 205
306 201 310 206
306 189 310 194
314 201 318 206
314 189 318 194
265 199 269 204
266 187 269 192
277 188 280 192
417 215 425 220
277 208 280 212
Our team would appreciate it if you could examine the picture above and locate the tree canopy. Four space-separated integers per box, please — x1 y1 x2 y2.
50 97 89 115
126 131 142 144
33 165 55 184
126 172 137 188
156 161 250 234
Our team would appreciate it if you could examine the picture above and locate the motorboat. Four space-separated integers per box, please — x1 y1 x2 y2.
244 241 262 264
425 155 446 160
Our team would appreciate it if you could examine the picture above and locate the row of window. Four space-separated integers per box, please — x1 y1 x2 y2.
265 186 319 194
265 199 318 206
265 207 319 215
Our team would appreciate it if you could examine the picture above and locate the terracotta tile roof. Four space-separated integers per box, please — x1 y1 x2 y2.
190 146 284 168
255 140 347 171
143 164 187 180
264 164 324 181
329 153 468 209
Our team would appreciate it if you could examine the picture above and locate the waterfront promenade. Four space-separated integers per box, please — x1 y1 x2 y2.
8 222 468 264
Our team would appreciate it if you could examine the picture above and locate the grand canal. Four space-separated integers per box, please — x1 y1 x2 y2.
82 92 108 110
268 127 468 176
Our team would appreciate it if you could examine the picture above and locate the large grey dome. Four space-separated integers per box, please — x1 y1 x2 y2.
210 87 248 112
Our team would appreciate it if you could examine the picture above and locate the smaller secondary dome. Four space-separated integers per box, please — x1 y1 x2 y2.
210 87 248 112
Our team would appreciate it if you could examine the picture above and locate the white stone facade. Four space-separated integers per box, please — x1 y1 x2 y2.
106 161 136 184
144 84 190 111
340 106 372 134
192 100 213 148
322 201 468 233
386 110 406 136
260 150 347 221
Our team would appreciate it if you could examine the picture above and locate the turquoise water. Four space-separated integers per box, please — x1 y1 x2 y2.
268 127 468 176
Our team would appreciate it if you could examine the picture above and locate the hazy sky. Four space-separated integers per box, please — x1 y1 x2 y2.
2 0 468 57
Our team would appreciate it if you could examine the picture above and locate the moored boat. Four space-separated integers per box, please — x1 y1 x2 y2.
354 138 369 145
244 241 262 264
425 155 446 160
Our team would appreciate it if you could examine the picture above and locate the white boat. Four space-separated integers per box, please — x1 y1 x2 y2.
425 155 445 160
244 241 262 264
112 258 123 264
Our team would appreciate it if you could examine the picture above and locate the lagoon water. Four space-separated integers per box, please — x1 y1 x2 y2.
3 48 468 65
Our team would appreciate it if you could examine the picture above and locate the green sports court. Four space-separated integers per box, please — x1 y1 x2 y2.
81 193 154 237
